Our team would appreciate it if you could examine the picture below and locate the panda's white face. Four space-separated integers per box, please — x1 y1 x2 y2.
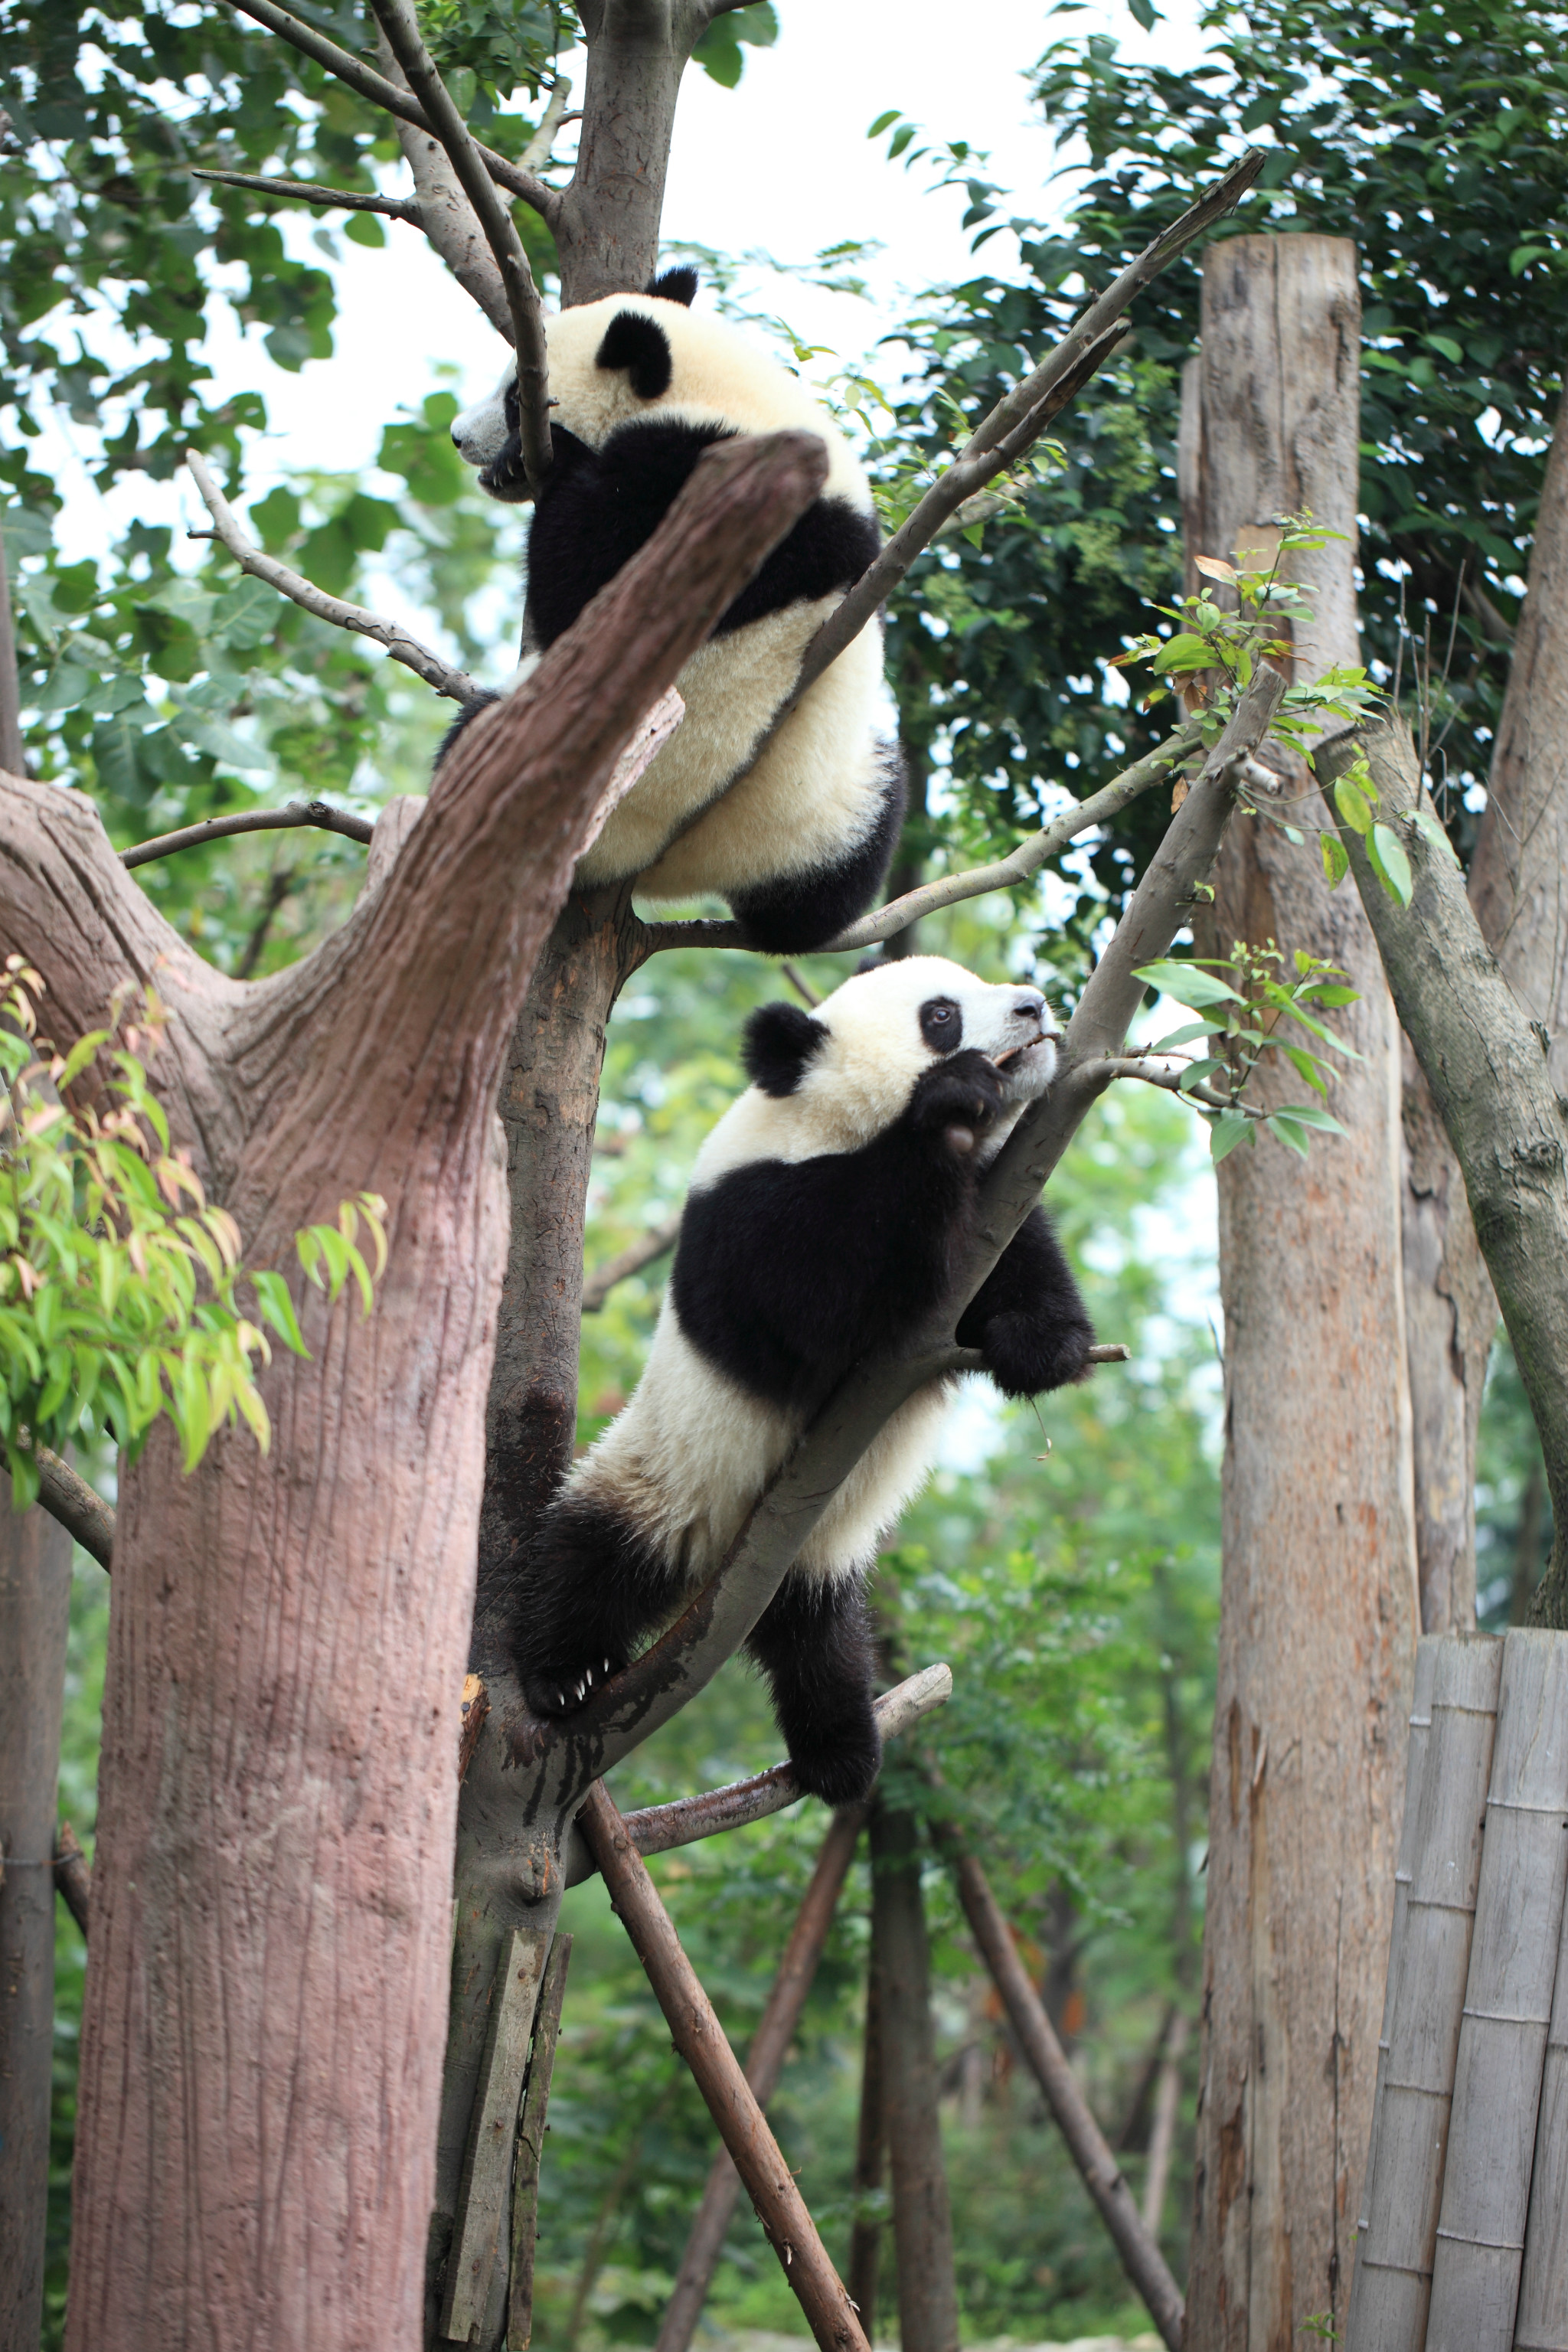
450 291 870 508
695 956 1060 1181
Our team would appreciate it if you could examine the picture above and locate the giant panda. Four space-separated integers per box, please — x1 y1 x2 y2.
446 267 906 953
505 956 1096 1802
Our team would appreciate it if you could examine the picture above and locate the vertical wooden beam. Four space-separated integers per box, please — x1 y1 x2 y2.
440 1926 551 2344
1344 1634 1501 2352
846 1918 885 2337
871 1802 958 2352
508 1931 572 2352
1181 232 1420 2351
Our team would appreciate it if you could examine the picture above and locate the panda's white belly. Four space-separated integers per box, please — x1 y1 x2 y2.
572 1298 953 1587
573 600 887 899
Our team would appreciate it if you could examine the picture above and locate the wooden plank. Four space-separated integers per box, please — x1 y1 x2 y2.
1514 1639 1568 2352
1346 1635 1501 2352
1357 1638 1442 2253
439 1924 550 2344
1427 1631 1568 2352
508 1931 572 2351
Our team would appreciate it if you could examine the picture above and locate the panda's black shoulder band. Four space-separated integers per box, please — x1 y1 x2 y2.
743 1001 826 1096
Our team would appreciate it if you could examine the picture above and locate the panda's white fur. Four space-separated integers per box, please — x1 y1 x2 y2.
449 284 901 946
509 959 1094 1799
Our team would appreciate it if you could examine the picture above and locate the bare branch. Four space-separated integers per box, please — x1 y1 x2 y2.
54 1822 91 1937
374 29 512 338
219 0 560 221
122 801 374 872
369 0 552 489
185 449 480 704
23 1442 114 1569
191 167 419 221
639 717 1203 960
519 74 571 172
580 1213 681 1312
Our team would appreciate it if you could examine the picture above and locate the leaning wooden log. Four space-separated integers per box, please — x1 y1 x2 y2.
507 1932 572 2352
440 1926 552 2344
1427 1630 1568 2347
934 1822 1185 2352
1345 1634 1502 2352
846 1912 886 2336
53 1822 91 1937
873 1801 959 2352
654 1807 865 2352
577 1780 869 2352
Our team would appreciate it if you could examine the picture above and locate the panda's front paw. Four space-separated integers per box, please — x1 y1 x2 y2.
521 1654 622 1719
982 1312 1096 1399
910 1050 1007 1159
787 1718 884 1807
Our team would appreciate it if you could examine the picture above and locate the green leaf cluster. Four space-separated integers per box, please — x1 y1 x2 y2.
0 961 387 1501
1135 942 1358 1158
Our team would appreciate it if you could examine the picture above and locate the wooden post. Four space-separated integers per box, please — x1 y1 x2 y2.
1517 1726 1568 2348
0 1480 73 2352
508 1931 572 2352
578 1781 870 2352
1426 1632 1568 2349
846 1919 886 2337
871 1802 959 2352
654 1808 864 2352
1179 233 1421 2350
440 1926 551 2344
1344 1634 1501 2352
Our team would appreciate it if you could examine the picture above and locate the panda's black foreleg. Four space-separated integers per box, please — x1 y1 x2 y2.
746 1571 882 1805
509 1491 684 1718
956 1203 1096 1396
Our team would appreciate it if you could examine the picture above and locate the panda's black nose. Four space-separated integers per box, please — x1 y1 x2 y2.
1014 990 1047 1025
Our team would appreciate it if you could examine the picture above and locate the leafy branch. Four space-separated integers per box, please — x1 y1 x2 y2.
1124 946 1361 1161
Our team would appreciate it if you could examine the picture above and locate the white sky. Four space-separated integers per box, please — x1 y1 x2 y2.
47 0 1207 561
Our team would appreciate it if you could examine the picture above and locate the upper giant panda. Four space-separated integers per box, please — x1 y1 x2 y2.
448 267 905 953
505 957 1096 1802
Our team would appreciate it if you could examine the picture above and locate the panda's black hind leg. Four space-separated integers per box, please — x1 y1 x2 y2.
746 1572 882 1804
510 1491 682 1717
728 746 907 953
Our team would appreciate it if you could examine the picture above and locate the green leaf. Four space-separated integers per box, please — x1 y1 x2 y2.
1283 1044 1329 1095
167 707 270 773
1133 960 1243 1008
1409 805 1461 867
1367 822 1413 906
1272 1102 1348 1134
867 111 900 136
1128 0 1158 26
1150 632 1214 675
1266 1112 1313 1158
1209 1110 1253 1162
1333 776 1374 835
1321 829 1351 887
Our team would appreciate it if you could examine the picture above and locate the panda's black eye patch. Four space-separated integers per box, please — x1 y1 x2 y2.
920 997 962 1052
596 310 674 401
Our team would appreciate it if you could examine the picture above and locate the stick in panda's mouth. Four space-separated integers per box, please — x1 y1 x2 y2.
992 1034 1058 1070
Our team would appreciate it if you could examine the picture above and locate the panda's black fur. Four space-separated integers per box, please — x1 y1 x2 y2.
503 959 1095 1803
444 269 906 953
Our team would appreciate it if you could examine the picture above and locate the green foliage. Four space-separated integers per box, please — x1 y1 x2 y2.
1135 943 1359 1158
420 0 570 119
690 2 779 89
0 963 387 1500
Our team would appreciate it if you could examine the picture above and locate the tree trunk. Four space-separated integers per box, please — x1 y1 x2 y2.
0 1479 73 2351
554 1 712 304
1179 235 1419 2349
870 1803 959 2352
846 1915 885 2338
4 431 826 2352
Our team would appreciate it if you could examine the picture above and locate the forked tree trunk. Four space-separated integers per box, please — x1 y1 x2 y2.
0 1481 73 2349
870 1803 959 2352
1179 235 1419 2347
0 432 824 2352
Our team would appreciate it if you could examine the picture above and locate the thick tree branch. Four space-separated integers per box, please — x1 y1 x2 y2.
369 0 551 487
1318 714 1568 1625
219 0 560 220
191 167 420 221
639 717 1203 959
21 1445 113 1570
185 451 480 704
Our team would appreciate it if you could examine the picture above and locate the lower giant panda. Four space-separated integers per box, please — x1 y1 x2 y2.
506 957 1096 1802
447 268 905 953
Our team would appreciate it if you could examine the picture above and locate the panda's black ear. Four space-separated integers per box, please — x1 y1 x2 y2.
645 265 698 308
743 1001 827 1098
595 309 673 400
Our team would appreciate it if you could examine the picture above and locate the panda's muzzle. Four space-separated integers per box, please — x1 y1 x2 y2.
479 432 536 503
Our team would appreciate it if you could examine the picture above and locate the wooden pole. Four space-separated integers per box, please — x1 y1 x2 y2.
577 1781 870 2352
871 1802 959 2352
937 1830 1185 2352
1140 2010 1189 2238
1345 1634 1501 2352
1179 232 1421 2350
846 1916 886 2337
508 1932 573 2352
1517 1733 1568 2350
1426 1632 1568 2349
0 1478 73 2352
654 1808 864 2352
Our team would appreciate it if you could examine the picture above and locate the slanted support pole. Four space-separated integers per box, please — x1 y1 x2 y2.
871 1801 959 2352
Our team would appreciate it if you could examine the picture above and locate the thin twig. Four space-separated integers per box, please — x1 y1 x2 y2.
639 720 1203 959
185 449 480 704
580 1214 682 1312
122 800 374 871
219 0 560 221
578 1782 871 2352
54 1822 91 1936
369 0 551 487
518 74 570 174
192 167 420 220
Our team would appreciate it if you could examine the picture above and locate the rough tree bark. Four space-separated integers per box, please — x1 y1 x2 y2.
0 432 825 2352
1180 235 1419 2347
0 1478 73 2350
871 1803 959 2352
1320 717 1568 1630
553 0 718 304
